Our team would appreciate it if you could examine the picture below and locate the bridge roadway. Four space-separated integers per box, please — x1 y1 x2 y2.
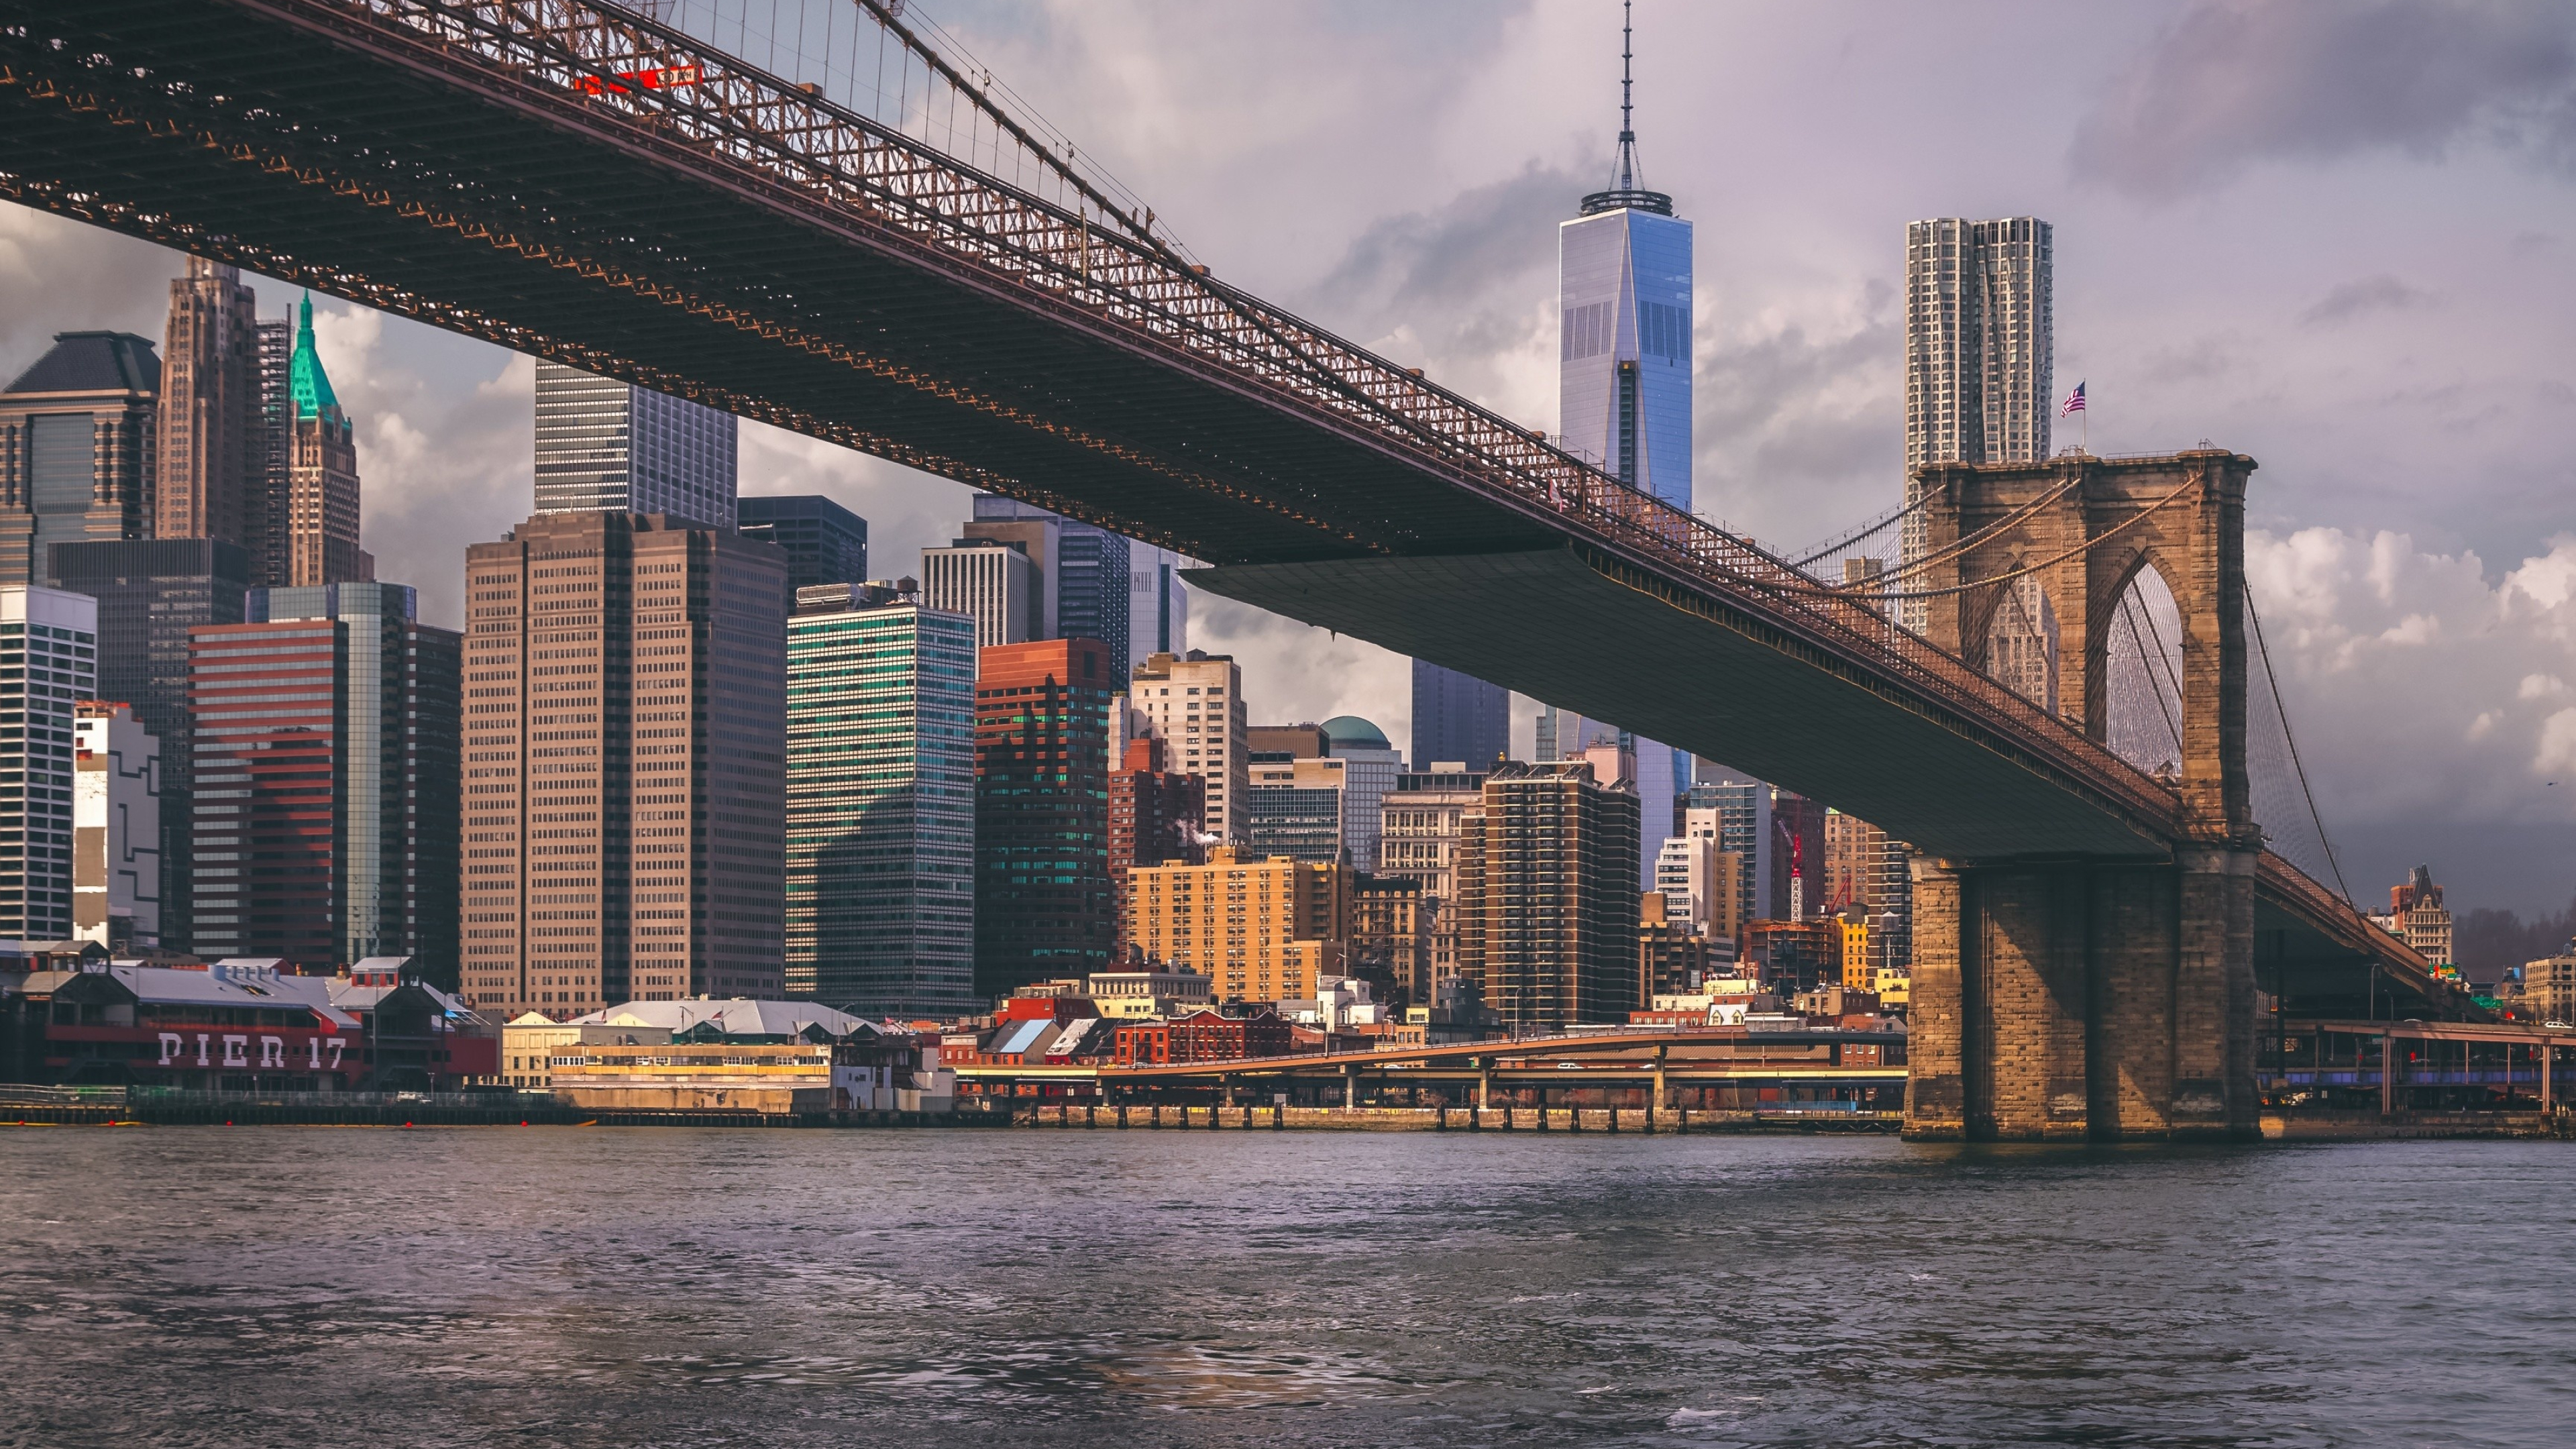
0 0 2447 1007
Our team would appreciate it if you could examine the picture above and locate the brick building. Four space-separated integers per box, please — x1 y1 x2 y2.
1110 1007 1292 1065
1108 737 1202 951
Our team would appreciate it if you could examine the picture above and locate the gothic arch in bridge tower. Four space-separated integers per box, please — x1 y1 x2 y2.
1911 449 2256 847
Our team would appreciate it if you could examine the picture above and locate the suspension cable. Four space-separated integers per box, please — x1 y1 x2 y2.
1786 486 1935 570
2117 588 2184 765
2245 586 2353 905
1782 471 2204 601
1844 470 2093 588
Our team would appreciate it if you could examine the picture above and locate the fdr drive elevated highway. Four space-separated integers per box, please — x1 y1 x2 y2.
0 0 2477 1138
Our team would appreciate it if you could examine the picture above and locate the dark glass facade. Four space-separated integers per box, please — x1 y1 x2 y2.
739 494 868 594
189 583 460 977
1409 659 1508 771
973 637 1112 1000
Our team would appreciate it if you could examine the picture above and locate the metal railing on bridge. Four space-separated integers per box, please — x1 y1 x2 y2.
280 0 2187 843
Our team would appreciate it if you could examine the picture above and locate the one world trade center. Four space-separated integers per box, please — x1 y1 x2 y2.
1544 0 1692 882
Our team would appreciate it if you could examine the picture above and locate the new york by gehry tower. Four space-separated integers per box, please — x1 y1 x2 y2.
1548 0 1693 883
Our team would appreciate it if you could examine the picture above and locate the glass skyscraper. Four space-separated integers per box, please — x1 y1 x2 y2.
738 494 868 592
533 360 739 527
784 586 978 1019
1551 20 1690 886
190 582 460 979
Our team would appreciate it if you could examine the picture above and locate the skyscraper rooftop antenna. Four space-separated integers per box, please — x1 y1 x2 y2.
1582 0 1673 217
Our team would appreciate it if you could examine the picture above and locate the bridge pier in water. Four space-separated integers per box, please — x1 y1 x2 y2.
1906 851 2259 1140
1905 451 2262 1141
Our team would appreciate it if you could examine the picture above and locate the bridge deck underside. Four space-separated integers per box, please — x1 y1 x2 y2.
1195 549 2167 860
0 0 2446 996
0 0 1563 566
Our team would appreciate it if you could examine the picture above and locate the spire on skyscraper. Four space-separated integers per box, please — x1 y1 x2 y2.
1582 0 1672 217
287 292 339 421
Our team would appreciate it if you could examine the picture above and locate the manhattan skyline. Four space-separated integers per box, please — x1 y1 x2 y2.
2 1 2573 914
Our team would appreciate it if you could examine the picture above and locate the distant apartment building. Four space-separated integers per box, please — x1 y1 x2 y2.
1126 845 1350 1004
459 511 788 1017
0 332 158 588
0 588 97 941
974 637 1114 1000
1409 660 1507 772
2524 943 2576 1024
1247 753 1346 865
784 584 977 1019
1903 215 2055 676
920 539 1033 648
2389 865 2455 971
1683 777 1770 924
1351 873 1431 1007
1130 650 1247 844
51 538 252 951
1108 737 1204 952
1638 893 1715 1003
1379 762 1487 987
1456 759 1640 1029
189 582 459 977
1652 833 1741 941
738 494 868 593
532 360 738 526
73 701 160 951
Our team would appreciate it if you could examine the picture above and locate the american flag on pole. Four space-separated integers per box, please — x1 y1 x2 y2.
2059 381 2086 417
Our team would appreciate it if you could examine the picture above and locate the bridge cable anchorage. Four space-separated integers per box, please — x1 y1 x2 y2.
1782 470 2206 602
2245 585 2355 905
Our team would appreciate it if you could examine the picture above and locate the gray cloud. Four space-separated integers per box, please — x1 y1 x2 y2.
2071 1 2576 199
1693 286 1902 544
2299 274 2431 326
1309 163 1578 321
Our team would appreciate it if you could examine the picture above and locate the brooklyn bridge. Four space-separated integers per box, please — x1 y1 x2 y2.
0 0 2504 1138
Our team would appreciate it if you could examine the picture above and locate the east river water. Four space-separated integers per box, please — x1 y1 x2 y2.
2 1128 2570 1448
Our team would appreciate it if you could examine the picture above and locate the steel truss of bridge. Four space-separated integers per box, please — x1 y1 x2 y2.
0 0 2455 1010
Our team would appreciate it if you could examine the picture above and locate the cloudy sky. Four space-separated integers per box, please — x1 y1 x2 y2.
5 0 2575 912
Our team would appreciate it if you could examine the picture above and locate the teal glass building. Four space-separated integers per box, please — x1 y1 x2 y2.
784 586 978 1018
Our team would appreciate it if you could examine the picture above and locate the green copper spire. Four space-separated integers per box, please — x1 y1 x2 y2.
288 291 339 420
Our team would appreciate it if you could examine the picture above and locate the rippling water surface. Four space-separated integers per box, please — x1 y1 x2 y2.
2 1126 2570 1446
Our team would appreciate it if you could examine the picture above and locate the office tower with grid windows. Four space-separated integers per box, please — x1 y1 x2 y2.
738 494 868 593
919 539 1033 648
187 582 458 975
0 588 97 941
532 361 738 527
1109 737 1204 953
458 512 787 1017
0 333 159 588
1128 650 1246 845
784 583 977 1018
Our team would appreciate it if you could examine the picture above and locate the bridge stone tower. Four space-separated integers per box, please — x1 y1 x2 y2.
1902 451 2261 1140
